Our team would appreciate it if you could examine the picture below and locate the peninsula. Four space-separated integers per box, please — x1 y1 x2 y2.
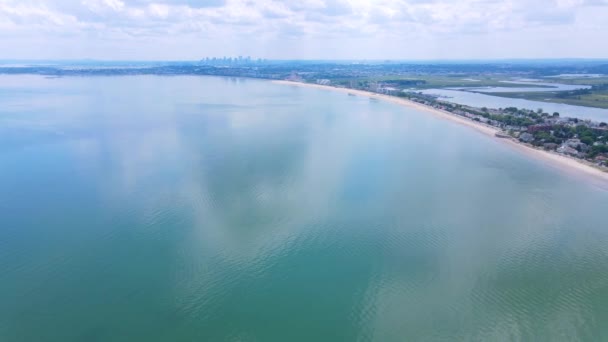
274 80 608 184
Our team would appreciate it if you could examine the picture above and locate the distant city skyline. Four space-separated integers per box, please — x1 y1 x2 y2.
1 0 607 60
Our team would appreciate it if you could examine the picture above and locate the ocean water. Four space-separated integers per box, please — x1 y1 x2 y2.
1 75 608 341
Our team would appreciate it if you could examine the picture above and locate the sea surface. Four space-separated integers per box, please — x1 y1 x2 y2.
1 75 608 341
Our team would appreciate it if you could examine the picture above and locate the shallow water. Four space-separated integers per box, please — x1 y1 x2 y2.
454 80 590 93
1 75 608 341
421 88 608 122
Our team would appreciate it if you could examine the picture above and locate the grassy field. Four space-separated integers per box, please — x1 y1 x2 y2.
326 73 608 110
477 75 608 109
484 90 608 109
330 75 552 89
411 75 552 89
541 76 608 86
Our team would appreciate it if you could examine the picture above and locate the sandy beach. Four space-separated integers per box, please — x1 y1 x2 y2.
274 80 608 186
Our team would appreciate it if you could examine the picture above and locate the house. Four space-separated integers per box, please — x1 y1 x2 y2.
565 138 582 148
505 125 526 132
543 143 559 150
519 132 535 143
557 145 579 157
527 124 553 133
566 139 590 152
378 87 398 95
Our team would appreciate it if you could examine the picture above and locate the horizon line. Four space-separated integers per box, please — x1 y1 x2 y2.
1 58 608 64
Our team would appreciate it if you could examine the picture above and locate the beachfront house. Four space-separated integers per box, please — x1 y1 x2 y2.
557 145 579 157
519 133 535 143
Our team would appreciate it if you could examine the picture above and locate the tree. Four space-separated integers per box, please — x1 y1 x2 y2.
537 108 544 114
600 122 607 127
581 136 594 146
553 112 560 117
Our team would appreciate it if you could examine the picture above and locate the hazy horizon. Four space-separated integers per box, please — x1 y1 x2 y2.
2 58 608 64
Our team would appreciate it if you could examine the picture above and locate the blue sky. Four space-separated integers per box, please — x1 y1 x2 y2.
1 0 607 60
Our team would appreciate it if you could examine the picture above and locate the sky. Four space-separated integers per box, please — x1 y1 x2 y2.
0 0 607 60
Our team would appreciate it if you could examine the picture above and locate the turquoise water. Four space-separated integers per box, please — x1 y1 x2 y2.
1 75 608 341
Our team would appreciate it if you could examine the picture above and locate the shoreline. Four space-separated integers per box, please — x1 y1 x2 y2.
273 80 608 186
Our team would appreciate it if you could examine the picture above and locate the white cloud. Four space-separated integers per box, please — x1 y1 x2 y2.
0 0 606 59
84 0 126 12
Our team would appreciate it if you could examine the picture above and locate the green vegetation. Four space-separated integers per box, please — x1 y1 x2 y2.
531 124 607 147
481 78 608 109
329 75 552 90
543 76 608 86
398 91 608 166
489 89 608 109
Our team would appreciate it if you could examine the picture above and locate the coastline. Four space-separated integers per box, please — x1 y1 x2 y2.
273 80 608 186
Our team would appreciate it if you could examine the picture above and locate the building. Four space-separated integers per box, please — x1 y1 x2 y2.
378 87 398 95
527 124 553 133
543 143 559 150
519 132 535 143
557 145 579 157
565 138 582 148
